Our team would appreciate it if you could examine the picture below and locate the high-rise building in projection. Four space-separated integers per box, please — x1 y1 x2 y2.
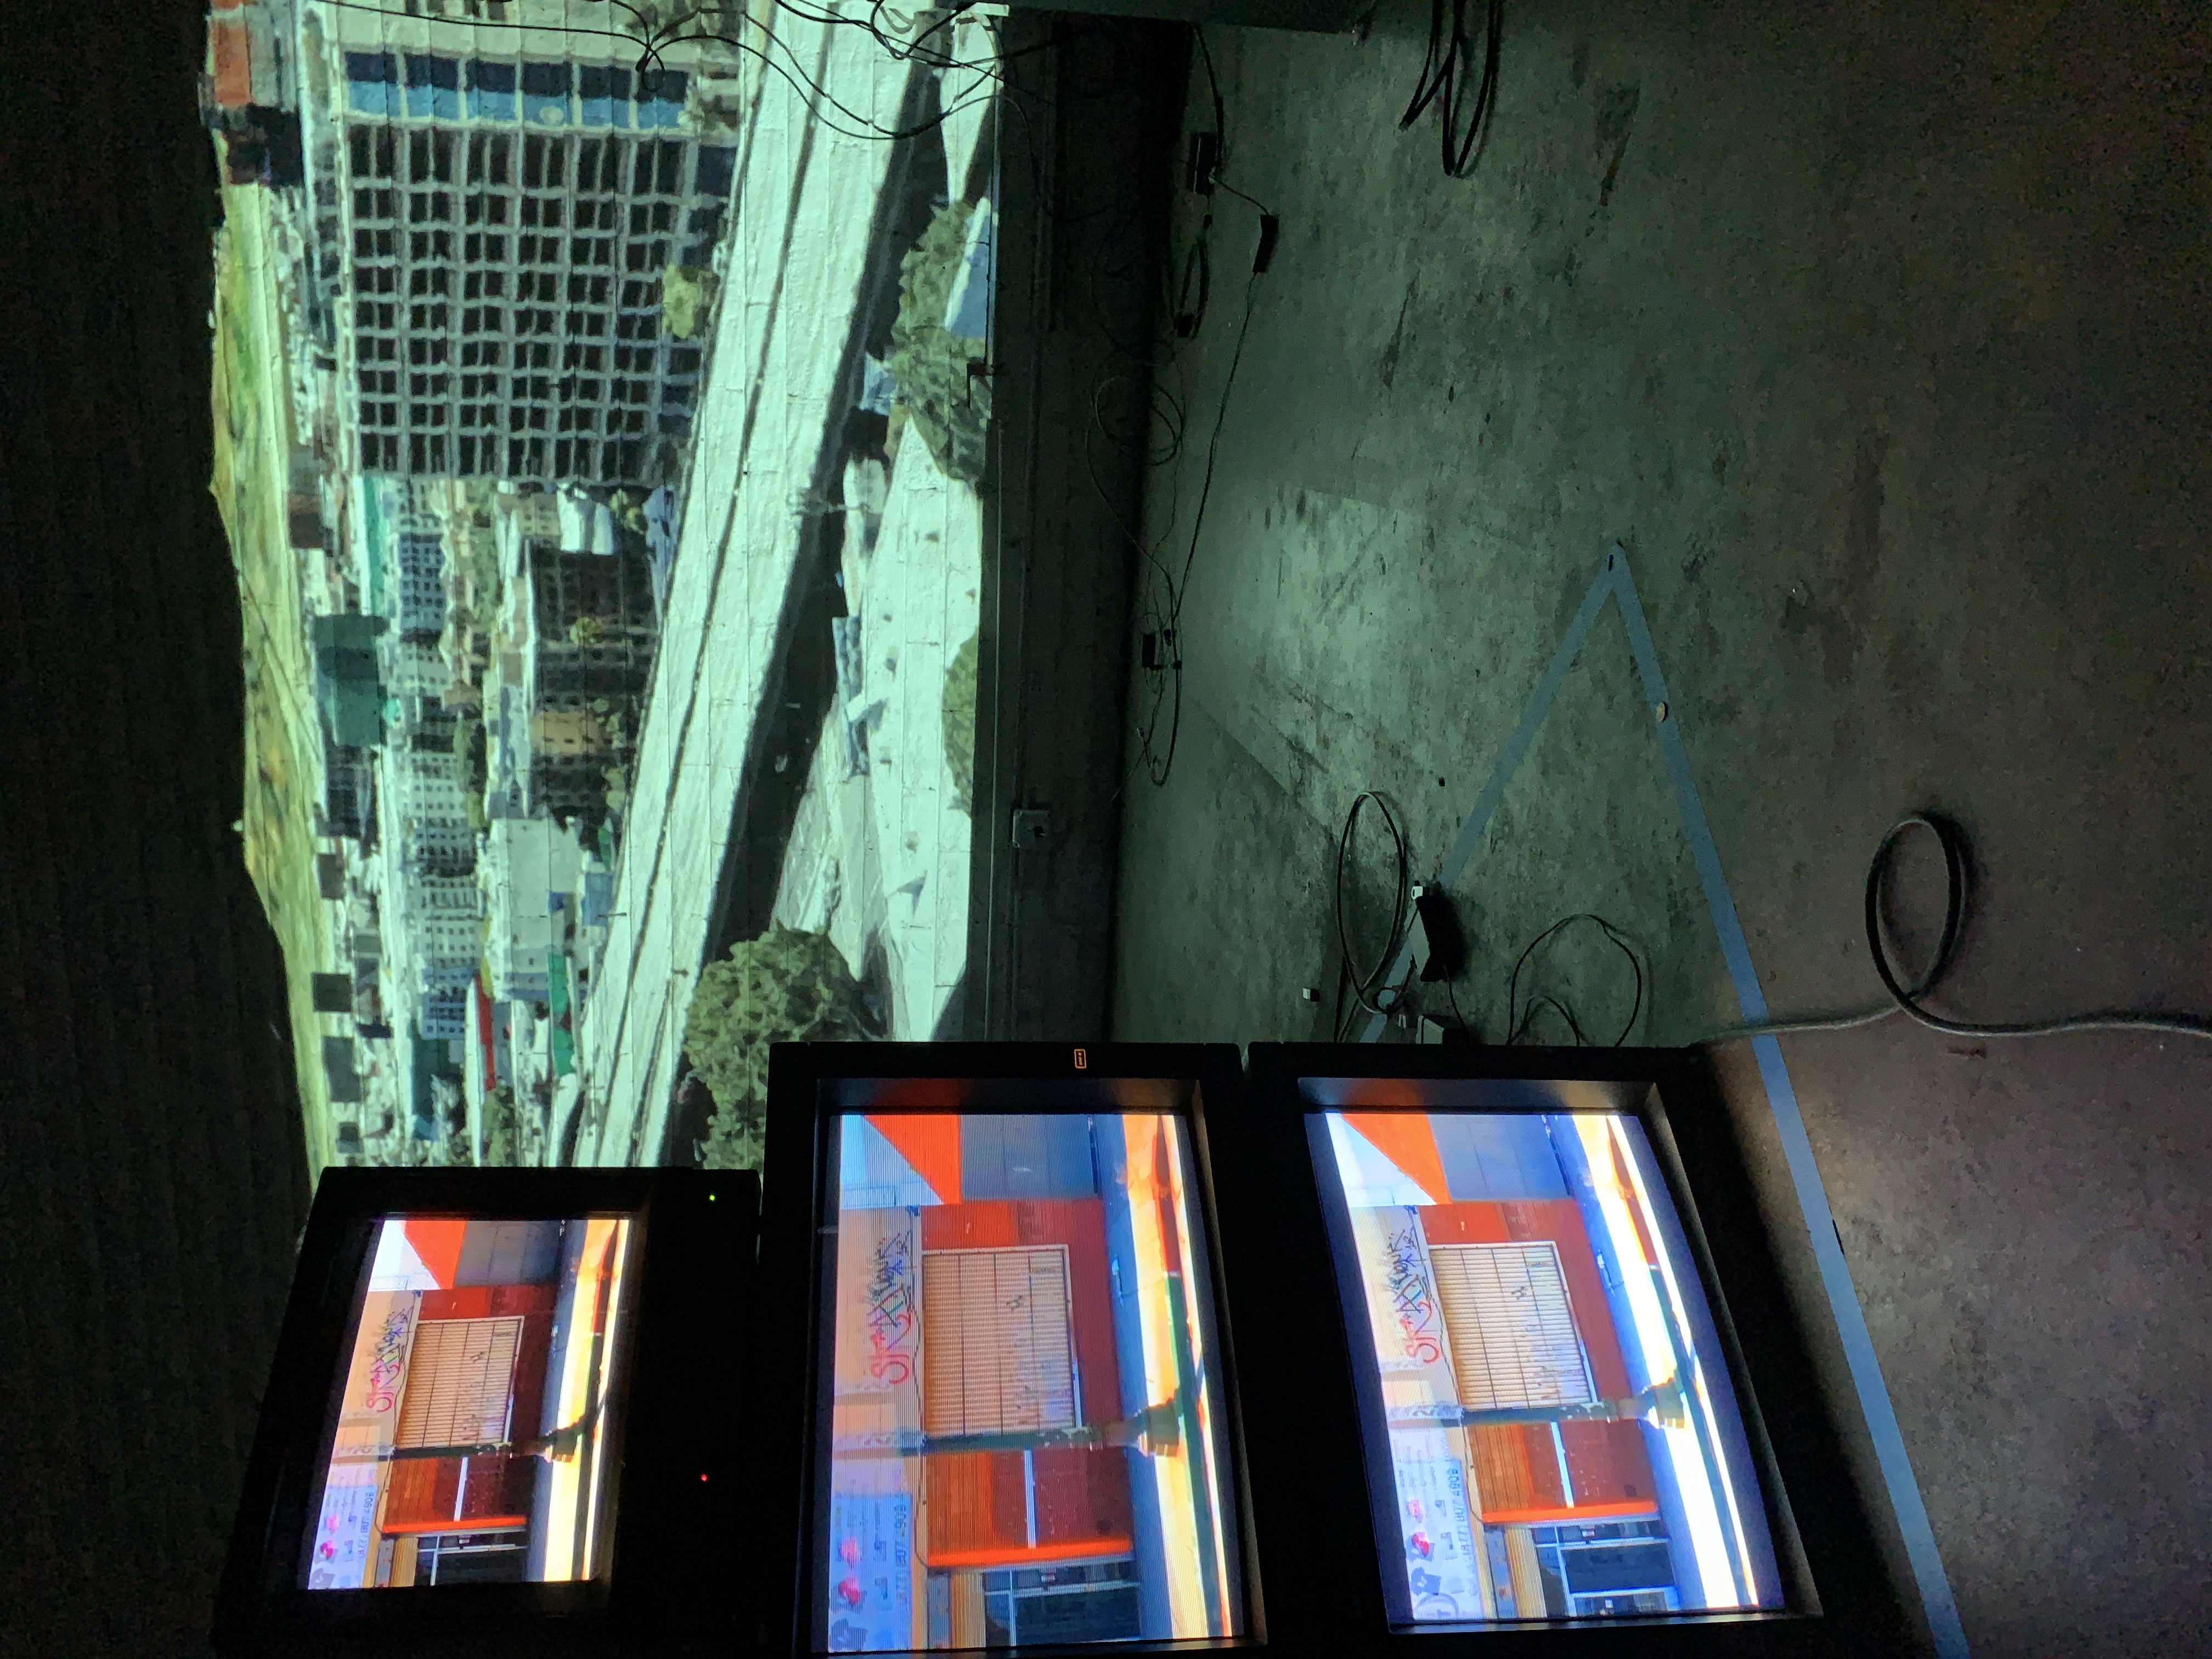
297 0 740 484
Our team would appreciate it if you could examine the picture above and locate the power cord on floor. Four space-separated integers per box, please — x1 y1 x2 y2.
1442 974 1476 1037
1134 264 1267 789
1327 790 1632 1046
1506 912 1644 1046
1333 791 1415 1039
1133 27 1279 788
1702 812 2212 1046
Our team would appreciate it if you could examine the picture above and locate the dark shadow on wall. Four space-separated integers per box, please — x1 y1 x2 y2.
0 3 314 1657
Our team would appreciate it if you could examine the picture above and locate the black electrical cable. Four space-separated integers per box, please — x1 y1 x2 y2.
1505 912 1644 1047
629 0 1029 146
1336 949 1424 1043
324 0 1025 148
1514 993 1591 1047
1123 25 1278 788
1173 227 1213 340
1139 266 1258 786
1335 792 1414 1029
1443 976 1476 1038
645 20 1011 144
1401 0 1503 178
1168 268 1258 624
1196 25 1228 157
1703 814 2212 1046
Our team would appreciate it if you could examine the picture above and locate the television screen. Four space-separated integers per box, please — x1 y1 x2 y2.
1307 1102 1782 1628
302 1214 641 1591
817 1110 1243 1651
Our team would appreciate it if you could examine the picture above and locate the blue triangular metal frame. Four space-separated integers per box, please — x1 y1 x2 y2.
1361 544 1970 1658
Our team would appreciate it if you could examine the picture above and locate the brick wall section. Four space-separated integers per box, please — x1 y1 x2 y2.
0 3 313 1656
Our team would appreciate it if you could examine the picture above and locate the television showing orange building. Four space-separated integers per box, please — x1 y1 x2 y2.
303 1214 639 1590
1311 1107 1783 1625
819 1113 1242 1652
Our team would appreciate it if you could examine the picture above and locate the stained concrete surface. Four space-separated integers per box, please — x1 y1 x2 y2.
1109 4 2212 1655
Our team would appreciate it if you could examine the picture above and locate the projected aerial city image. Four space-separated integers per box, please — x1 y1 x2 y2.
208 0 1001 1176
819 1113 1243 1651
303 1214 637 1589
1311 1105 1782 1626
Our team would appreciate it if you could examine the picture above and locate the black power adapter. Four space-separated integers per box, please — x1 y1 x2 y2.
1412 882 1467 983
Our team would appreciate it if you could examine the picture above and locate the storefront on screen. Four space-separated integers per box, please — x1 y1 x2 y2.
306 1214 635 1589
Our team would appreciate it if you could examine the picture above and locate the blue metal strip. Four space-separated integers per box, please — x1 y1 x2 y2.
1605 548 1968 1658
1361 545 1968 1657
1357 566 1616 1042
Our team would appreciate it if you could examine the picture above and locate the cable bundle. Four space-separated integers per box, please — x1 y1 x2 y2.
1401 0 1503 179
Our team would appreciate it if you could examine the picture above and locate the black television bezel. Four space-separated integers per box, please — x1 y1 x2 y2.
1226 1043 1921 1659
753 1040 1264 1658
213 1165 759 1659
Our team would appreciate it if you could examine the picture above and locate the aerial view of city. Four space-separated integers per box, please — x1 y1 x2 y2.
210 0 1001 1174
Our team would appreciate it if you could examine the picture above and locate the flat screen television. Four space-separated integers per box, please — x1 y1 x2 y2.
302 1211 638 1592
754 1042 1256 1656
1224 1046 1922 1658
215 1167 757 1657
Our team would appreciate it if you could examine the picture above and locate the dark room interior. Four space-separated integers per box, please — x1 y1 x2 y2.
2 2 2208 1657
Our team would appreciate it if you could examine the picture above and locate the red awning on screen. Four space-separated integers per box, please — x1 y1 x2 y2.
867 1114 962 1205
402 1218 469 1288
1340 1113 1449 1205
475 982 498 1096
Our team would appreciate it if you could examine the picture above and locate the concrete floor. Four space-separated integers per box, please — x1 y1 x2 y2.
1108 4 2212 1655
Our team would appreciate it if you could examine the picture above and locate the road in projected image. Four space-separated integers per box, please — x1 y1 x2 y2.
1313 1108 1783 1627
820 1113 1243 1652
303 1215 636 1589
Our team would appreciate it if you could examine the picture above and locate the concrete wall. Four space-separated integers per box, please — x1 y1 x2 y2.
1110 3 2212 1654
0 3 314 1654
969 18 1184 1039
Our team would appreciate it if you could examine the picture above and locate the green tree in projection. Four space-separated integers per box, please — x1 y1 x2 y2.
890 201 988 484
687 925 873 1170
661 263 718 340
943 630 978 811
481 1084 521 1167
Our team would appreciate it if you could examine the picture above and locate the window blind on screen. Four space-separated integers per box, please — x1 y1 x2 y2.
921 1248 1077 1434
396 1317 524 1446
1427 1243 1593 1409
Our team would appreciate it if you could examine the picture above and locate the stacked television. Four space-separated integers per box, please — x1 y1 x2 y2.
219 1045 1926 1657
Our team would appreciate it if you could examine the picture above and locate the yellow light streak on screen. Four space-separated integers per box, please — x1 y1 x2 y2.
1121 1114 1202 1635
1601 1119 1763 1605
1568 1116 1739 1608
